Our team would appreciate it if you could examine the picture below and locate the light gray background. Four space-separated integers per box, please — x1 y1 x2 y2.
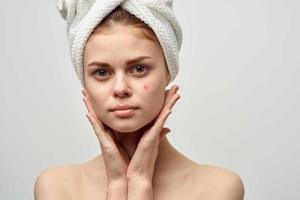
1 0 299 199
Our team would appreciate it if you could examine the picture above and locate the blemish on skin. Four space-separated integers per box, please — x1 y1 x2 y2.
144 84 150 91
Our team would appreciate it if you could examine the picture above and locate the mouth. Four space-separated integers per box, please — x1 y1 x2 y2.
111 108 138 118
110 104 139 111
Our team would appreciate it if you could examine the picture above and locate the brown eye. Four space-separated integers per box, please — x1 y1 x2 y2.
131 64 148 74
94 69 110 77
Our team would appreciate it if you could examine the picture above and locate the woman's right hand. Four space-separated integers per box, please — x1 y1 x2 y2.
82 88 130 184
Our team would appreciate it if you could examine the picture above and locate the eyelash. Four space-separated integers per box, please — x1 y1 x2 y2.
93 64 149 79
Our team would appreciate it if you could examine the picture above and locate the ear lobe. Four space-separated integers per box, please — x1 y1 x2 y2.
159 128 171 142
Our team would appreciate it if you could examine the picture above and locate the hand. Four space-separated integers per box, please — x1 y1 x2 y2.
82 84 180 185
82 88 130 184
126 85 181 183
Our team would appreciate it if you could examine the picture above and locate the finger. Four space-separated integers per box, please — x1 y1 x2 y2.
146 88 180 140
154 91 180 126
147 109 172 140
136 86 180 141
160 86 180 117
82 88 97 116
82 88 102 130
105 125 121 146
164 85 179 106
164 92 181 112
153 91 180 132
86 112 111 148
83 96 97 117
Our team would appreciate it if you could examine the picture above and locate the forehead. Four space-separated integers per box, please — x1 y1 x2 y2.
84 26 164 62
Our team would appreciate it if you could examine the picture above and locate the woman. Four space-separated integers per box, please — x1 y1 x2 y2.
35 2 244 200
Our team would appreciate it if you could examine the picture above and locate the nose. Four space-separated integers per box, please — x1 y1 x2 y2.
112 75 132 98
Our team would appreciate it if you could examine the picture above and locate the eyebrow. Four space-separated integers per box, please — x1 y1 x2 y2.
87 56 152 68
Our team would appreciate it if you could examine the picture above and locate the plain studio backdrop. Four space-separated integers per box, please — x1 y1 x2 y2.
0 0 299 199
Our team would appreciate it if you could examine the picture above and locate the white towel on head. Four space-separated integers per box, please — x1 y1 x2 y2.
56 0 183 87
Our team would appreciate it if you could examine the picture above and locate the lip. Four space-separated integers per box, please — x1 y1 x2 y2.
110 104 139 111
112 108 138 117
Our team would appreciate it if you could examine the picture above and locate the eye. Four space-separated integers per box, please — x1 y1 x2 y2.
131 64 148 74
94 69 111 78
92 64 149 80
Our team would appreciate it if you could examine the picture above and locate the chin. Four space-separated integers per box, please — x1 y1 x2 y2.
110 120 143 133
106 117 153 133
109 122 143 133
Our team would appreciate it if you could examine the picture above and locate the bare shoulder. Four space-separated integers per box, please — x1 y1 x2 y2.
34 164 81 200
194 164 245 200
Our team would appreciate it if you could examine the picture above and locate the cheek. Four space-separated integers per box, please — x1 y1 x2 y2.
142 83 165 107
142 83 164 98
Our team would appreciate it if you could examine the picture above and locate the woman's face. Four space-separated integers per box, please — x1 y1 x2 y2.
83 25 170 133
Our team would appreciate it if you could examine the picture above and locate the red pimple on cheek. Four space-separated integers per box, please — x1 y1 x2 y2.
144 84 150 91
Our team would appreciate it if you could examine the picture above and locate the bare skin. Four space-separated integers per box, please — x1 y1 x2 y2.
34 145 244 200
34 25 244 200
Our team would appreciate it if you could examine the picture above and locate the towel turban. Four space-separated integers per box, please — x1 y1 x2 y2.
55 0 183 86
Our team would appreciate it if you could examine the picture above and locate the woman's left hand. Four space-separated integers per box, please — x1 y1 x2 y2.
126 85 181 185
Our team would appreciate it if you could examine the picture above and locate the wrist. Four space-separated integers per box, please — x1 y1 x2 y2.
127 178 153 200
108 178 127 188
108 175 127 184
128 178 152 188
106 180 127 200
